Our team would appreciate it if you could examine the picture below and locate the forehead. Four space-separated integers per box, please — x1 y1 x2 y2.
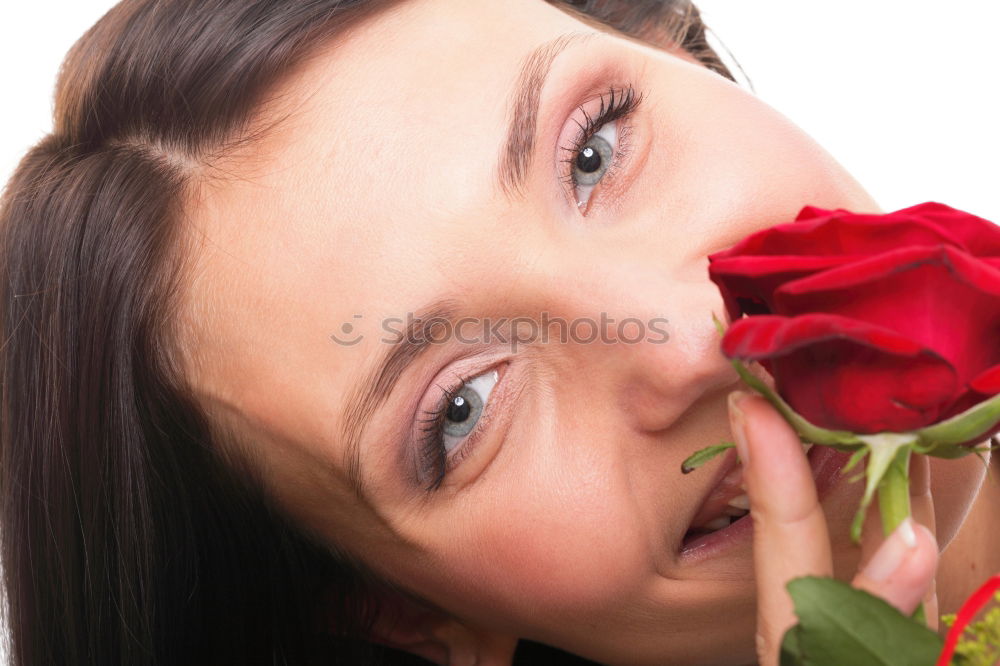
193 0 596 309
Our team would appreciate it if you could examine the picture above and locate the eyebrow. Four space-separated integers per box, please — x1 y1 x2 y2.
495 31 598 199
340 299 461 504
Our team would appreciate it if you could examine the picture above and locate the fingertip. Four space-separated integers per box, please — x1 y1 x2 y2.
891 524 938 611
853 518 938 617
892 519 938 576
736 393 817 521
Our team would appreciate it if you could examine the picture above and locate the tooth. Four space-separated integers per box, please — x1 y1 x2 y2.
704 516 731 531
727 493 750 511
722 505 747 517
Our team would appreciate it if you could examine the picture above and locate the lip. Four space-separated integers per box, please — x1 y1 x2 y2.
677 444 853 563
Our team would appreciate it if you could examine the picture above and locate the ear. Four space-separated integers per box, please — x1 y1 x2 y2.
364 585 519 666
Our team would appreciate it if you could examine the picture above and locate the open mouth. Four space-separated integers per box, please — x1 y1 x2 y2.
679 447 771 549
679 443 848 556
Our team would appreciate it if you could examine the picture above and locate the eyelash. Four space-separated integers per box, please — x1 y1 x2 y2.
416 371 482 492
558 84 644 207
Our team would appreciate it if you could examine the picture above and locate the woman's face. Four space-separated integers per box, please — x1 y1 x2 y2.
180 0 987 663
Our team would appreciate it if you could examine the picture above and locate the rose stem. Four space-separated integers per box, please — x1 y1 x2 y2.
876 445 927 624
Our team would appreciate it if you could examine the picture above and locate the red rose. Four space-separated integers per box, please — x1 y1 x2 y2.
709 202 1000 435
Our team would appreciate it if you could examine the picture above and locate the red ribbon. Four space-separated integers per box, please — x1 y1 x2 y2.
936 573 1000 666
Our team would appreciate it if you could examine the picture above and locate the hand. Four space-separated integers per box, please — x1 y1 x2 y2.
727 390 940 666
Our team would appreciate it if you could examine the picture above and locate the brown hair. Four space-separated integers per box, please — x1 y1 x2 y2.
0 2 734 664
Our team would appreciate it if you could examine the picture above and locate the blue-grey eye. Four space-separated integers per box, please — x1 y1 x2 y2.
572 119 617 209
441 370 499 453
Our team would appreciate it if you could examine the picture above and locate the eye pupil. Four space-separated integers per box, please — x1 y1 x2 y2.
576 145 602 173
447 394 471 423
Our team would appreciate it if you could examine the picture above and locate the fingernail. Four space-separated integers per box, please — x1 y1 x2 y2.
728 390 751 466
862 517 918 582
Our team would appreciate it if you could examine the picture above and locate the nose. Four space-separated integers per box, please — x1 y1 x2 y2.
604 256 739 433
519 233 740 434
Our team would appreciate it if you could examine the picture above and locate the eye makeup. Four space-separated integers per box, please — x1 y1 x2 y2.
558 84 643 212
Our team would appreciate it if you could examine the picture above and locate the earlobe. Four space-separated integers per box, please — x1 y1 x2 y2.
363 585 518 666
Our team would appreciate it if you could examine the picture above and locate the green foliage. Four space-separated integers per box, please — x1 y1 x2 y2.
940 592 1000 666
679 442 734 473
780 577 943 666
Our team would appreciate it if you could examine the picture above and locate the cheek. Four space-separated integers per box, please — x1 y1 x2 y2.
421 434 656 629
476 469 649 611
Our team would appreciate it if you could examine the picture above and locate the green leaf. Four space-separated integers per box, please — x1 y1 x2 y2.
782 577 943 666
680 442 735 474
780 624 807 666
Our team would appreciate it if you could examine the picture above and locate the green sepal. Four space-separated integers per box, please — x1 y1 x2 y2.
841 447 869 474
913 391 1000 447
850 434 917 542
680 442 736 474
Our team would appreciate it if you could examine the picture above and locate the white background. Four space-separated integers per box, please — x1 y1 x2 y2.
2 1 999 221
697 0 999 222
0 1 998 663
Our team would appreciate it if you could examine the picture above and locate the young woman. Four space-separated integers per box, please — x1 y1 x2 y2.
2 0 996 664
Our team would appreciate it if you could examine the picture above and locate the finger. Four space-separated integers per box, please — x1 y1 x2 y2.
728 390 834 666
857 488 889 573
908 453 939 629
851 517 938 617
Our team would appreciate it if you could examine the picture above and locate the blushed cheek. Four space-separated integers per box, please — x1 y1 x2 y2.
431 477 654 632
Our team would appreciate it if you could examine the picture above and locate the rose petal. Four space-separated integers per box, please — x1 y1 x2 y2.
896 201 1000 257
708 210 978 321
722 313 958 432
790 202 1000 257
969 364 1000 395
794 205 839 222
709 254 861 321
940 384 1000 424
709 211 966 262
774 245 1000 388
